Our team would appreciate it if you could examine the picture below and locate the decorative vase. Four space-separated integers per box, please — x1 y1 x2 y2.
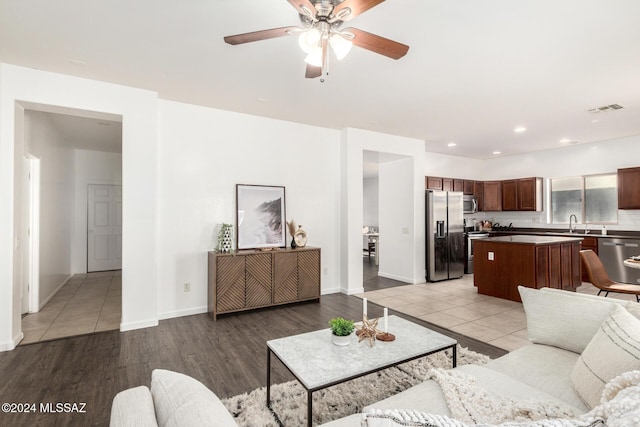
220 226 233 253
331 333 351 346
291 238 297 249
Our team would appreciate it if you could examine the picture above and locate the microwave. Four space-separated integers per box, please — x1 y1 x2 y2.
463 195 478 214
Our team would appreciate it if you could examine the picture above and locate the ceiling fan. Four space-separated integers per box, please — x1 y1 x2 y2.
223 0 409 81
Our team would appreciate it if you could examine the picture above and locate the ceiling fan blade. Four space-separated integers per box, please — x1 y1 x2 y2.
332 0 385 21
224 26 299 45
344 27 409 59
286 0 317 18
305 64 321 78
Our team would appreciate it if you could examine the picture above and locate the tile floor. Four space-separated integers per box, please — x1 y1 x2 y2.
20 270 121 345
358 273 639 352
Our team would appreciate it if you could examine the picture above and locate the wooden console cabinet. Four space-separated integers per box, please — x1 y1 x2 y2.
208 247 320 320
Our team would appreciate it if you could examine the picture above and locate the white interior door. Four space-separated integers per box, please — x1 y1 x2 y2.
88 184 122 272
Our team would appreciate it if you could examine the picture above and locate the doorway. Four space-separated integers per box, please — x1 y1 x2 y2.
19 109 123 344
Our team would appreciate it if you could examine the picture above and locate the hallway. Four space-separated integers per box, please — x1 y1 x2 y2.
20 271 121 344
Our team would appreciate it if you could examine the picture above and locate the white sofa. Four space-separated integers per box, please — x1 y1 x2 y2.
110 286 640 426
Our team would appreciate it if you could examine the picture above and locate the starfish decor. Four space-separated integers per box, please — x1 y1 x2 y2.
356 316 380 347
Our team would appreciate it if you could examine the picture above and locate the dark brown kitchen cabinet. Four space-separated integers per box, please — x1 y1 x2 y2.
483 181 502 211
501 180 518 211
453 179 464 192
500 177 542 211
463 180 475 195
474 181 484 211
425 176 443 190
517 177 542 211
618 167 640 209
442 178 454 191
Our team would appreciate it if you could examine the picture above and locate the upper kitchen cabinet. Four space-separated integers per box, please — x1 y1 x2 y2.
463 180 475 195
501 180 518 211
453 179 464 192
618 167 640 209
499 177 543 211
474 181 484 211
442 178 454 191
425 176 443 190
483 181 502 211
517 177 543 211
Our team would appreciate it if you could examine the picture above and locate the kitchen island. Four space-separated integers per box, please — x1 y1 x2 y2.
474 235 583 302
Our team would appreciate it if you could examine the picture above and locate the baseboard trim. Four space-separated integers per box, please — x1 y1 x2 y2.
321 286 341 295
120 318 159 332
377 271 414 284
158 306 208 320
343 286 365 295
37 274 73 312
0 331 24 352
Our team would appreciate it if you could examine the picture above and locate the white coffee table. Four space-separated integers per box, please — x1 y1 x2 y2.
266 315 457 426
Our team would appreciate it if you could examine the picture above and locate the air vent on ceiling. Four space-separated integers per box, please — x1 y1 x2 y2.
588 104 624 114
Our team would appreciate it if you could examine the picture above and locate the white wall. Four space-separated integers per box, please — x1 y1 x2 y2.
379 158 415 282
156 100 342 318
341 128 426 294
0 64 158 351
424 151 485 179
24 111 75 307
73 150 123 274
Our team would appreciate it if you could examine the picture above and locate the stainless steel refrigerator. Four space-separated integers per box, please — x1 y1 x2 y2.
426 190 465 281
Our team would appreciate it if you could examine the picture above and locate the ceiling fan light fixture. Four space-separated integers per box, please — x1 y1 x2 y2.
298 28 321 54
304 46 323 67
329 33 353 60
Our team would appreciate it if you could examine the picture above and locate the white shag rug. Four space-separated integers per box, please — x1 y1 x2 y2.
222 345 489 427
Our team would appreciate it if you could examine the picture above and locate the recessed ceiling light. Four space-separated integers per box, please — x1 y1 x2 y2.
559 138 571 143
69 59 87 65
592 119 600 123
257 97 269 102
493 151 501 155
514 126 527 133
447 142 457 147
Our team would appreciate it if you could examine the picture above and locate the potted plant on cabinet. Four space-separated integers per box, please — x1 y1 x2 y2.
329 317 355 346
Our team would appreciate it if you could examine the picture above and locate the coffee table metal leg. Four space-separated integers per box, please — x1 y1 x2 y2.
266 349 271 408
307 390 313 427
452 344 457 368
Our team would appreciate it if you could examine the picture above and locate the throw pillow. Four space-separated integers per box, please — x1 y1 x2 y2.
571 305 640 409
150 369 238 427
518 286 618 353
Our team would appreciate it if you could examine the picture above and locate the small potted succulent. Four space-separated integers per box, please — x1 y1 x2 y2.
329 317 355 346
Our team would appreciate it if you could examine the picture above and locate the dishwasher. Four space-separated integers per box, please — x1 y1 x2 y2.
598 238 640 285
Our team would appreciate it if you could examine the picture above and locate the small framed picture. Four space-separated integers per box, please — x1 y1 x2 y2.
236 184 286 250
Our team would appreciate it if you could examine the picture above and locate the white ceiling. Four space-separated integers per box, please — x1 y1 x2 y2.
2 0 639 159
47 112 122 153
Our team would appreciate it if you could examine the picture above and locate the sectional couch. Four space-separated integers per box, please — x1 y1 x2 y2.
110 286 640 426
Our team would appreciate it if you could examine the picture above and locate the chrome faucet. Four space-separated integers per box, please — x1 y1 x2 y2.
569 214 577 233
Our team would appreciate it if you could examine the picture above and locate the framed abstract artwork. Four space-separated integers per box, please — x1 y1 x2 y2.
236 184 286 250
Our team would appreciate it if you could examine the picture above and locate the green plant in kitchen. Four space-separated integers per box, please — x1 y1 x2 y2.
328 317 355 336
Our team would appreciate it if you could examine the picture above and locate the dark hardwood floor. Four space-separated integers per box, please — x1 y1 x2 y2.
363 257 407 291
0 293 506 427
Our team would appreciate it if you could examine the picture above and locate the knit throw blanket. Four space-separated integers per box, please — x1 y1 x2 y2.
363 370 640 427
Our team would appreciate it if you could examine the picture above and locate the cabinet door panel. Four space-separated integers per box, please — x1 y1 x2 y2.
273 252 298 303
501 180 517 211
463 180 474 195
298 250 320 299
517 178 536 211
425 177 443 190
216 256 245 312
442 178 454 191
618 167 640 209
453 179 463 192
483 181 502 211
246 253 272 307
